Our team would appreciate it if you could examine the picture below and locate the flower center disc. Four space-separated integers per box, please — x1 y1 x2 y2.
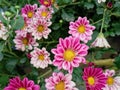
39 54 44 61
63 49 75 62
55 81 65 90
27 11 33 18
88 77 95 86
107 77 114 85
41 11 48 17
18 87 26 90
22 38 28 45
37 25 44 32
78 25 85 33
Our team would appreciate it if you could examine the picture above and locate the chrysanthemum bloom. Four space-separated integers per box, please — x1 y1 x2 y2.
102 69 120 90
69 17 95 43
4 76 40 90
38 0 54 7
51 36 89 73
21 4 37 23
30 47 52 69
29 19 51 40
13 32 38 51
91 32 111 48
0 21 8 40
98 0 106 3
45 72 78 90
35 5 52 21
82 67 107 90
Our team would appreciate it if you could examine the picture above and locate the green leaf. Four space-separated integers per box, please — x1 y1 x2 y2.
0 75 9 85
0 13 7 24
20 57 27 64
0 52 4 61
84 2 94 9
114 55 120 69
96 8 104 15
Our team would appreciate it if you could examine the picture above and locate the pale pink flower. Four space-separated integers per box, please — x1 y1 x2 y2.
13 31 38 51
69 17 95 43
45 72 78 90
91 33 111 48
82 66 107 90
29 18 51 40
103 69 120 90
4 76 40 90
30 47 52 69
51 36 89 73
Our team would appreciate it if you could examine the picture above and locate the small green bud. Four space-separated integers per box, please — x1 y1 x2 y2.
5 11 12 17
59 19 63 23
15 5 20 9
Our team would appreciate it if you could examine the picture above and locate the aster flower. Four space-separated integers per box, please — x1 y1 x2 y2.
0 21 9 40
98 0 106 3
69 17 95 43
102 69 120 90
29 18 51 40
45 72 78 90
51 36 89 73
21 4 37 23
82 66 107 90
30 47 52 69
39 0 52 7
91 32 111 48
13 31 38 51
4 76 40 90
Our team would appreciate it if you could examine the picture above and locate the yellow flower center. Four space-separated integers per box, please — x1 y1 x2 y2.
51 0 55 3
55 81 65 90
27 11 33 18
44 0 49 5
78 25 85 33
37 25 44 32
41 11 48 17
88 77 95 86
22 38 28 45
63 49 75 62
107 77 114 85
18 87 26 90
38 54 44 61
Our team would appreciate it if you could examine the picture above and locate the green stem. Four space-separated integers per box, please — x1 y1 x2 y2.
92 19 103 25
59 2 81 8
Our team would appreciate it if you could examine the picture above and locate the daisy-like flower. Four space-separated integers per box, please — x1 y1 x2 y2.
69 17 95 43
21 4 37 23
45 72 78 90
51 36 89 73
38 0 55 7
91 32 111 48
82 66 107 90
13 31 38 51
98 0 106 3
102 69 120 90
35 5 52 21
4 76 40 90
29 18 51 40
30 47 52 69
0 21 9 40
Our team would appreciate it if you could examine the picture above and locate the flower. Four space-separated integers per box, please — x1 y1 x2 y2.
29 18 51 40
30 47 52 69
107 2 113 9
69 17 95 43
45 72 78 90
51 36 89 73
102 69 120 90
21 4 37 23
98 0 106 3
82 67 107 90
4 76 40 90
38 0 52 7
0 21 9 40
13 31 38 51
91 32 111 48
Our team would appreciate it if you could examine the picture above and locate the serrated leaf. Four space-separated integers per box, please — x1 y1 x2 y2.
114 55 120 69
84 2 94 9
20 57 27 63
0 52 4 61
96 8 104 15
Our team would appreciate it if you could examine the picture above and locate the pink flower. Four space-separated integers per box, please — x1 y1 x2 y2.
21 4 37 23
82 67 107 90
69 17 95 43
103 69 120 90
4 76 40 90
30 47 52 69
51 36 89 73
45 72 78 90
29 18 51 40
13 31 38 51
38 0 52 7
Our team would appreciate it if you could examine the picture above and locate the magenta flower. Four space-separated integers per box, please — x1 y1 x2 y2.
69 17 95 43
30 47 52 69
82 67 107 90
38 0 52 7
4 76 40 90
45 72 78 90
51 36 89 73
13 31 38 51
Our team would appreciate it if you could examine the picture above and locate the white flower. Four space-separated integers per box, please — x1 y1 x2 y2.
98 0 106 3
91 32 111 48
0 21 9 40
